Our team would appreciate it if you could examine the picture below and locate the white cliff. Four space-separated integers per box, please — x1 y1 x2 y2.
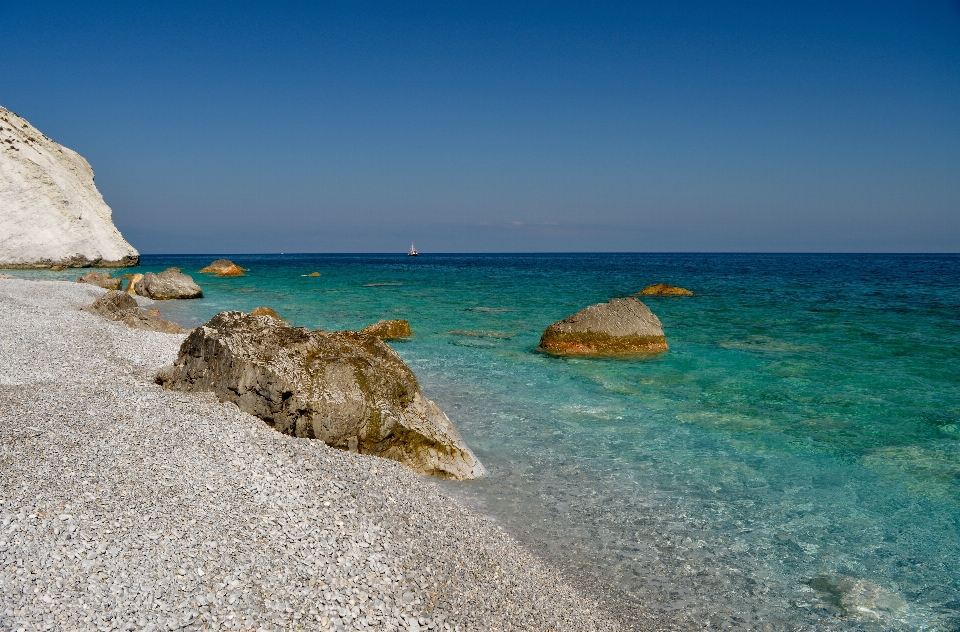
0 106 139 268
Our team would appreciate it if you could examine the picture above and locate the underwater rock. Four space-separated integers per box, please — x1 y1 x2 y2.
0 106 140 269
155 311 484 480
77 271 121 291
638 283 694 296
810 574 906 622
360 319 411 340
133 267 202 300
538 297 668 355
83 290 183 334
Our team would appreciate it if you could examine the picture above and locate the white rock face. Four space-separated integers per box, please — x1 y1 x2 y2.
0 106 139 268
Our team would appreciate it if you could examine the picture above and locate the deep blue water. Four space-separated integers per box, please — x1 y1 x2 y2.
16 253 960 630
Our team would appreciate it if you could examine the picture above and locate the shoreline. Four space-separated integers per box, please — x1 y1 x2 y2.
0 278 622 632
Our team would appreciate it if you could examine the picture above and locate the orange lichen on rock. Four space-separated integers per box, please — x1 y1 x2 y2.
199 259 245 276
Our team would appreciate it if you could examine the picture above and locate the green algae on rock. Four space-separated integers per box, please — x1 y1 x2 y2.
538 297 668 356
155 311 484 479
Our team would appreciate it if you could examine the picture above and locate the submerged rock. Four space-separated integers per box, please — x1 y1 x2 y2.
250 306 283 320
155 311 485 479
133 267 202 300
360 319 412 340
538 297 668 355
638 283 693 296
83 290 184 334
77 271 121 291
809 574 906 622
0 106 140 269
199 259 244 276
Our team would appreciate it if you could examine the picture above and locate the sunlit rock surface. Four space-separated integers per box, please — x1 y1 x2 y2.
0 106 139 269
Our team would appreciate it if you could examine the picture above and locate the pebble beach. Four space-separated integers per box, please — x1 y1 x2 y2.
0 278 622 632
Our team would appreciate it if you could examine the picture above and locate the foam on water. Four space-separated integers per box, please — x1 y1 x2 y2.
17 253 960 630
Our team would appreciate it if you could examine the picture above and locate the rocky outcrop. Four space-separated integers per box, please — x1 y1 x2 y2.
83 290 184 334
0 106 140 269
638 283 693 297
155 311 485 479
133 268 202 300
361 319 412 340
77 271 121 291
199 259 244 276
538 297 668 355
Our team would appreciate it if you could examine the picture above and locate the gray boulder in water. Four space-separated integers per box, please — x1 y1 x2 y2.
155 311 485 480
538 297 668 355
133 267 202 300
83 290 184 334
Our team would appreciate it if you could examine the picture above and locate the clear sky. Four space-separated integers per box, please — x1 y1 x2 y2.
1 1 958 253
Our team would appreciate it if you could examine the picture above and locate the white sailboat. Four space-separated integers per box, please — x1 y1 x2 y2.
408 242 419 256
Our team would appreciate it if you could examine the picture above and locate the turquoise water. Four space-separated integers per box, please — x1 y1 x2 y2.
17 254 960 630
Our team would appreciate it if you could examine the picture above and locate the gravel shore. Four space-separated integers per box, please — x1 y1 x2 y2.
0 279 622 632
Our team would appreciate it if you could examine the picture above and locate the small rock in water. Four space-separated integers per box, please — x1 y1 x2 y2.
637 283 694 296
199 259 244 276
539 297 668 356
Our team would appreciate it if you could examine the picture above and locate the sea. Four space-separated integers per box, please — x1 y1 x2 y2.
18 253 960 631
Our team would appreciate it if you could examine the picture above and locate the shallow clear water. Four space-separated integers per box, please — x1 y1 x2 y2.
17 253 960 630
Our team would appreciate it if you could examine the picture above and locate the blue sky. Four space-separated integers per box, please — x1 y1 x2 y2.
1 1 958 253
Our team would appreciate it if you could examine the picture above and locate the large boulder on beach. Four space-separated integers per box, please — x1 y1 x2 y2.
538 297 668 355
361 319 412 340
133 267 203 300
638 283 693 297
155 311 485 479
83 290 184 334
77 271 122 290
199 259 244 276
0 106 140 269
